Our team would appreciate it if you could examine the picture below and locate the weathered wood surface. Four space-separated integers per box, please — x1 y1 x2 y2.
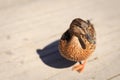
0 0 120 80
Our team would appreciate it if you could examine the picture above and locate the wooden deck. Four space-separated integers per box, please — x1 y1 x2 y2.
0 0 120 80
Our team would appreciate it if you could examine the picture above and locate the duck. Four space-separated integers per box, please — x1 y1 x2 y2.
59 18 96 72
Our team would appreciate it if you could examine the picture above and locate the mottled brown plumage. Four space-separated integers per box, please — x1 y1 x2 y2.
59 18 96 72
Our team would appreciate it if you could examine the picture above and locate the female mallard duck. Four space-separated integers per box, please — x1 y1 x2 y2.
59 18 96 72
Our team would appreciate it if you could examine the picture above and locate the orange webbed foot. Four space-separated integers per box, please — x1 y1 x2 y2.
72 60 86 73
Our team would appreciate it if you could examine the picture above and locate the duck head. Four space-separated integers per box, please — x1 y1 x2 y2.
69 18 96 44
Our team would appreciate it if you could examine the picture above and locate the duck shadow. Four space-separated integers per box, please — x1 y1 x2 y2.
36 40 76 68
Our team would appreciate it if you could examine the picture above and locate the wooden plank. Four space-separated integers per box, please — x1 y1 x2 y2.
0 0 120 80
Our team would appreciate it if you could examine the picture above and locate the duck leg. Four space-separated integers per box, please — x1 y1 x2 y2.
72 60 86 72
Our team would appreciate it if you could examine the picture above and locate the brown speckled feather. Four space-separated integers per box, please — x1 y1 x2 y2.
59 18 96 62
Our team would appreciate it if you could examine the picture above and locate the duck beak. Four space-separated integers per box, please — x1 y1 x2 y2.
85 34 96 44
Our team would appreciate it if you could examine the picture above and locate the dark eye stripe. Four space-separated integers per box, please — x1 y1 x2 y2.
74 21 82 28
